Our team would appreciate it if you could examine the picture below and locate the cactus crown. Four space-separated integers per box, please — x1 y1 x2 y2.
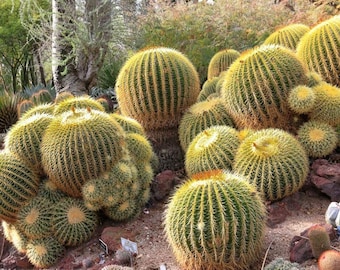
207 49 240 79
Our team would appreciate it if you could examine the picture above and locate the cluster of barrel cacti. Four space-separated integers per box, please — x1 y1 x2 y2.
0 96 155 268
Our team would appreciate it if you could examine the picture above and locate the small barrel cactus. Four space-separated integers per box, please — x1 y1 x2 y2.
221 44 308 131
197 77 220 102
185 125 240 176
308 224 331 259
103 197 138 222
318 250 340 270
296 15 340 87
125 133 154 163
111 113 145 135
309 82 340 126
288 85 316 114
263 23 310 50
178 97 235 152
19 103 55 120
297 120 338 158
53 95 105 115
30 89 54 105
207 49 240 79
52 197 98 247
164 170 266 270
0 151 40 223
233 128 309 201
26 236 65 268
2 220 28 253
17 99 34 119
41 107 125 197
264 257 303 270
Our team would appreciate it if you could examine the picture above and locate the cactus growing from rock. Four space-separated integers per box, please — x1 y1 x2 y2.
41 107 125 197
164 170 266 270
185 125 240 176
233 128 309 201
318 250 340 270
297 120 338 158
296 15 340 87
308 224 331 259
178 97 235 152
263 23 310 50
207 49 240 79
221 44 308 131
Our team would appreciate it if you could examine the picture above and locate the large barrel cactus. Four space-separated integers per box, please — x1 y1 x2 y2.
41 108 125 197
221 44 308 131
233 128 309 201
296 15 340 87
164 170 266 270
263 23 310 50
207 49 240 80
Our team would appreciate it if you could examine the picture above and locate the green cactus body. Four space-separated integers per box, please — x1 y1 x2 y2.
41 108 125 197
296 15 340 87
17 99 34 119
2 220 28 253
26 237 65 268
111 113 145 135
115 47 200 131
53 95 105 115
5 113 53 174
264 257 303 270
297 120 338 158
233 128 309 201
37 178 66 204
318 250 340 270
308 225 331 259
221 44 308 130
0 152 40 223
288 85 316 114
207 49 240 80
309 82 340 126
54 91 74 104
20 103 55 120
179 98 235 152
215 71 228 95
104 197 137 222
164 170 266 270
263 23 310 50
82 178 106 210
185 126 240 176
125 133 153 163
52 197 98 246
30 89 54 105
17 196 53 239
197 77 220 102
306 71 323 87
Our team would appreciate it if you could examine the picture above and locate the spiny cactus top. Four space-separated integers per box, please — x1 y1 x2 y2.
115 47 200 130
207 49 240 80
53 95 105 115
296 15 340 87
263 23 310 50
221 44 308 130
164 170 266 270
41 107 126 197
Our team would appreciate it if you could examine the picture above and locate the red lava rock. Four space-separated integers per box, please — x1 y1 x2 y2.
266 201 290 228
100 227 136 253
151 170 181 201
15 255 33 269
289 223 336 263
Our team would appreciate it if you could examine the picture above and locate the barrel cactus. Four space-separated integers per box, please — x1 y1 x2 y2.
178 97 235 152
111 113 145 135
207 49 240 79
233 128 309 201
297 120 338 158
20 103 55 120
164 170 266 270
288 85 316 114
0 151 40 223
5 113 53 175
41 107 125 197
296 15 340 87
53 95 105 115
52 197 98 247
2 220 28 253
221 44 308 131
17 99 34 119
318 250 340 270
197 77 220 102
263 23 310 50
309 82 340 126
308 225 331 259
185 126 240 176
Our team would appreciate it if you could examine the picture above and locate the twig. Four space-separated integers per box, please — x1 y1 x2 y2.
261 240 274 270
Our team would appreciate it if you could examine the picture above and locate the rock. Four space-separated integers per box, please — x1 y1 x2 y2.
151 170 181 201
100 227 136 253
114 248 132 266
289 223 336 263
15 255 33 269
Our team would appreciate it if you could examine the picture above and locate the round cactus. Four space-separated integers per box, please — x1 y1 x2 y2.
288 85 316 114
104 197 137 222
115 47 200 131
297 120 338 158
207 49 240 79
263 23 310 50
318 250 340 270
53 95 105 115
308 224 331 259
309 82 340 126
30 89 54 105
5 113 53 174
17 196 53 239
185 126 240 176
41 108 125 197
221 44 308 130
164 170 266 270
2 220 28 253
296 15 340 87
125 133 154 163
264 257 302 270
19 103 55 121
233 128 309 201
54 91 74 104
0 151 40 223
17 99 34 119
52 197 98 246
306 71 324 87
37 178 66 204
111 113 145 135
178 97 235 152
26 237 65 268
197 77 220 102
